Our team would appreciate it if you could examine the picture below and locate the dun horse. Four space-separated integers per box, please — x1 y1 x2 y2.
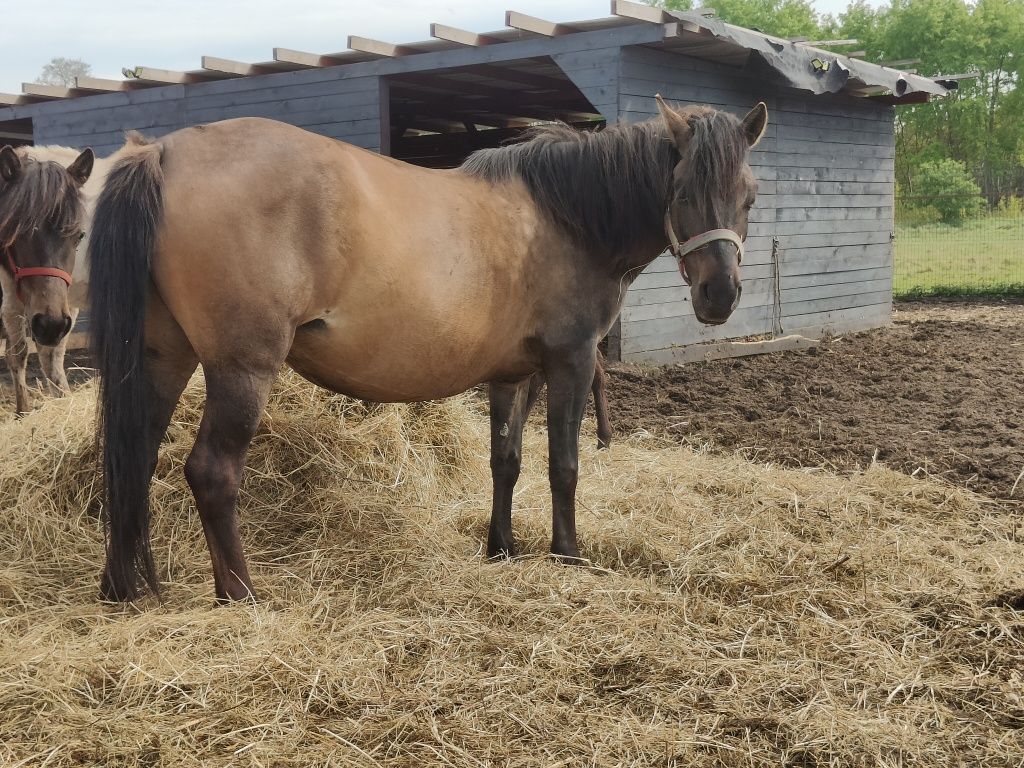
0 144 615 431
84 98 766 602
0 145 94 411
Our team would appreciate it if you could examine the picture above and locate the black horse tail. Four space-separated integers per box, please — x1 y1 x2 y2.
89 133 164 601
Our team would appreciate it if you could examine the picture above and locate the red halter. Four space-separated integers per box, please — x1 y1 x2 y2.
3 247 74 300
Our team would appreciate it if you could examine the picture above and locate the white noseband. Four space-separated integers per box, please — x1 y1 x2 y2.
664 210 744 286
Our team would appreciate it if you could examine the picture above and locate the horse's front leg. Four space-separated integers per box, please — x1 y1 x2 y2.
38 307 78 396
1 299 31 415
487 379 531 559
544 344 598 560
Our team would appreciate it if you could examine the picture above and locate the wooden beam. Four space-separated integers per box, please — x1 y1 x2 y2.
665 334 820 365
389 74 591 112
462 63 567 92
611 0 670 23
847 51 867 59
74 76 131 92
803 38 859 47
122 66 227 85
0 93 29 106
390 83 591 123
430 23 501 47
272 48 348 68
871 91 930 105
347 35 420 57
21 83 71 99
504 10 571 36
932 72 978 82
201 56 278 77
613 1 703 35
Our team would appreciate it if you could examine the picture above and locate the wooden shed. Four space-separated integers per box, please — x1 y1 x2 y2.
0 1 954 363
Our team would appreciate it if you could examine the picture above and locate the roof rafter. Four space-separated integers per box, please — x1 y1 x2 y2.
201 56 285 77
122 66 232 85
347 35 421 57
272 48 364 68
20 84 72 100
611 0 704 34
0 93 31 106
504 11 572 36
430 23 502 47
73 75 155 93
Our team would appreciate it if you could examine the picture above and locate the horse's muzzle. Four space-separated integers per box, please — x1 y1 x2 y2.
31 313 73 347
693 275 741 325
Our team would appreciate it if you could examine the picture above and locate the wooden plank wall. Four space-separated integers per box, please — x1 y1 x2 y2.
615 46 894 364
30 71 384 156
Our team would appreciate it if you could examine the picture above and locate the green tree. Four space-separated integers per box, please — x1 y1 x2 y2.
913 159 984 222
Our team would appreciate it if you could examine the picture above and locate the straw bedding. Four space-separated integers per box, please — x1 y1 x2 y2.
0 371 1021 766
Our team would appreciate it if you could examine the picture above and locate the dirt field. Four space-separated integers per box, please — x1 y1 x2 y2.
606 299 1024 503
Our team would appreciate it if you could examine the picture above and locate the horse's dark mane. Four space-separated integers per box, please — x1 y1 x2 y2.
460 106 748 255
0 152 83 249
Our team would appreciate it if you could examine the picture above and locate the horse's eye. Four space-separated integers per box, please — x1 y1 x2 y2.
75 232 85 244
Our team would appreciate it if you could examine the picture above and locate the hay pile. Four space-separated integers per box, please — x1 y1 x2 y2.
0 372 1021 767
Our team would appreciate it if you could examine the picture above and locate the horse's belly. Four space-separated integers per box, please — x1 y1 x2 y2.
286 317 532 402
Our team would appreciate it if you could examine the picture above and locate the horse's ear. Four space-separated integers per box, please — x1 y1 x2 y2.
67 148 94 186
0 146 21 183
655 94 690 149
741 102 768 148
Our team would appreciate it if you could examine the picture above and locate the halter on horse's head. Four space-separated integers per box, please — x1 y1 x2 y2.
656 96 767 325
0 145 92 346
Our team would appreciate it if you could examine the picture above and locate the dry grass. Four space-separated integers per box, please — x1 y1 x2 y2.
0 371 1022 767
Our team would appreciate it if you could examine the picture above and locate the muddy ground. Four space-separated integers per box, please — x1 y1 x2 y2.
605 299 1024 502
3 300 1021 503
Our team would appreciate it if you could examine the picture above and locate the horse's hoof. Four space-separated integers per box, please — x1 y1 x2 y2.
487 544 517 560
550 542 583 565
214 580 258 604
551 553 586 566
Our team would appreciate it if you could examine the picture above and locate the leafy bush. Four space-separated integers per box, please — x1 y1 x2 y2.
911 159 984 224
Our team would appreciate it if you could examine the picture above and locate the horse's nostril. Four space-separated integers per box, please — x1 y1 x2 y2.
702 282 712 303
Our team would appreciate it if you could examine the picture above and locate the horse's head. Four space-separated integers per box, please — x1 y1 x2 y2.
0 145 92 346
657 98 767 325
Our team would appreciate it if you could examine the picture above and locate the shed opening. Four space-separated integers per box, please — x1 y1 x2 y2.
386 57 604 168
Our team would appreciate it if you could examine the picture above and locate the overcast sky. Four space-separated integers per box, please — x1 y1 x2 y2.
1 0 863 94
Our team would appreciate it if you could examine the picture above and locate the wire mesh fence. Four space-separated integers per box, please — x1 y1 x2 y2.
894 195 1024 296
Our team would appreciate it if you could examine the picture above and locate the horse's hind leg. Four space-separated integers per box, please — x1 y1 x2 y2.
2 304 31 414
184 324 288 602
487 379 531 558
592 350 612 450
38 307 78 396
